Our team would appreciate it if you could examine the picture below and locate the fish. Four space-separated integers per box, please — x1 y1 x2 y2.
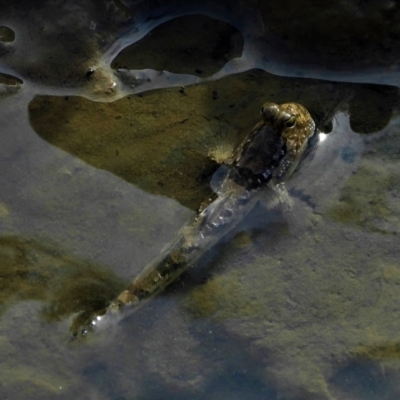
77 102 316 336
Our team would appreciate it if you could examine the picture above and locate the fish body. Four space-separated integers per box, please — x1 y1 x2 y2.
79 102 315 335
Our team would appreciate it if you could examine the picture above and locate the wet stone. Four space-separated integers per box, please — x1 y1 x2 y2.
0 26 15 42
349 84 400 133
111 14 244 77
0 72 23 86
258 0 400 70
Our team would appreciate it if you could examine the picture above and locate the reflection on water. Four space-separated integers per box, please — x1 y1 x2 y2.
1 1 400 399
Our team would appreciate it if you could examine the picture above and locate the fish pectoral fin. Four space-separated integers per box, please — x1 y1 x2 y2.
268 182 292 208
259 183 298 225
198 192 218 213
267 183 315 233
207 151 235 166
193 120 238 166
257 184 291 214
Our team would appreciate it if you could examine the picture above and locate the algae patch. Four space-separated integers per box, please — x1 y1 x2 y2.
0 236 125 330
183 206 400 399
186 269 262 321
328 155 400 234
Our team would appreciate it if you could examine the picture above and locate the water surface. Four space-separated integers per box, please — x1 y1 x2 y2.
1 1 400 399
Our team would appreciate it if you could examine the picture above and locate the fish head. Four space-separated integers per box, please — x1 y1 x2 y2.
261 102 316 156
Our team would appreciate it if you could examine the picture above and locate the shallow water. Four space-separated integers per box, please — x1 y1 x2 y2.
1 1 400 399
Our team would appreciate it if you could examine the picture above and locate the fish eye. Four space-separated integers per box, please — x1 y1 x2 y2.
284 116 296 128
260 103 280 120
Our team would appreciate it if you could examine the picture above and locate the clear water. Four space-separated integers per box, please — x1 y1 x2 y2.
1 1 400 399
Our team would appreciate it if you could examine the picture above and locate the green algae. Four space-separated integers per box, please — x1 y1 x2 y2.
0 236 125 329
355 342 400 361
328 163 391 229
328 156 400 234
182 204 400 398
186 269 263 321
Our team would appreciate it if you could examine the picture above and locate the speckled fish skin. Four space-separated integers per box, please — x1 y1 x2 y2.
266 102 316 183
230 102 315 189
78 102 315 335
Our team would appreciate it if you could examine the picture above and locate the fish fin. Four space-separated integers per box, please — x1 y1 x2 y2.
69 302 122 340
192 119 238 165
218 177 245 197
198 192 218 213
268 183 313 233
